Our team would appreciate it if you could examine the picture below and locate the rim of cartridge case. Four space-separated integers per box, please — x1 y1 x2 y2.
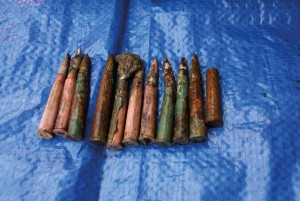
89 137 107 145
139 136 155 145
66 135 83 141
206 67 218 72
205 119 223 128
122 139 139 147
53 128 68 137
156 139 171 147
37 130 54 139
106 143 124 150
189 135 207 143
173 137 189 145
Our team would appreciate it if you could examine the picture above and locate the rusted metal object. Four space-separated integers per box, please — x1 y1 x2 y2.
122 66 144 146
139 58 158 145
53 48 81 136
189 54 206 142
156 58 176 146
66 54 90 141
205 68 222 127
173 57 189 144
107 52 142 150
37 54 70 139
90 55 115 144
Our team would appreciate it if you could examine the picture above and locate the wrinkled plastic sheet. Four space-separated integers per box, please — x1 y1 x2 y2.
0 0 300 201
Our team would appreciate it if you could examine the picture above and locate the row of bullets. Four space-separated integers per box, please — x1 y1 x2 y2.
37 48 91 140
37 51 222 151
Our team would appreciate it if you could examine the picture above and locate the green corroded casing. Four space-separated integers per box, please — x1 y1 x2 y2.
156 58 176 146
67 54 90 141
173 57 189 144
107 52 142 150
189 54 206 142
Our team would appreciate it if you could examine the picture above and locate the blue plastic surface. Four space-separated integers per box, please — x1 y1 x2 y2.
1 0 300 201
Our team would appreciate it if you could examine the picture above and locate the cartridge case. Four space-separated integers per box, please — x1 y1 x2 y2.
90 55 115 144
123 66 144 146
189 54 206 142
107 52 142 150
139 58 158 145
67 54 90 141
53 48 81 136
37 54 70 139
156 58 176 146
205 68 222 127
173 57 189 144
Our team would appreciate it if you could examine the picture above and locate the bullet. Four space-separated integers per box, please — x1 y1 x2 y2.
156 58 176 146
139 58 158 145
53 48 81 136
189 54 206 142
205 68 222 127
122 66 144 146
107 52 142 150
173 57 189 144
90 55 115 144
37 54 70 139
66 54 90 141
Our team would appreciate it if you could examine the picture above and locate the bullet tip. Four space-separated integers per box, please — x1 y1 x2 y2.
84 54 90 60
151 57 158 73
76 48 81 55
180 57 187 64
152 57 158 64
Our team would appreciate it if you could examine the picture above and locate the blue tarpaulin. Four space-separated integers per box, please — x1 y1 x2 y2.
1 0 300 200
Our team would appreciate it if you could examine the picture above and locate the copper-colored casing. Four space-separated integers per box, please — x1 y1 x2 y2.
90 55 115 144
189 54 206 142
106 81 128 150
53 49 81 136
139 58 158 145
123 66 144 146
205 68 222 127
37 55 70 139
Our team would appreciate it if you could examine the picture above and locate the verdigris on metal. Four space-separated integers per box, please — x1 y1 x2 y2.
107 52 142 150
173 57 189 144
156 58 176 146
67 54 90 141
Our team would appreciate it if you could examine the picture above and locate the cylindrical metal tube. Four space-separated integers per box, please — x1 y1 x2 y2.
205 68 222 127
107 52 142 150
156 58 176 146
37 54 70 139
173 57 189 144
53 48 81 136
123 66 144 146
189 54 206 142
139 58 158 145
66 54 90 141
90 55 115 144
